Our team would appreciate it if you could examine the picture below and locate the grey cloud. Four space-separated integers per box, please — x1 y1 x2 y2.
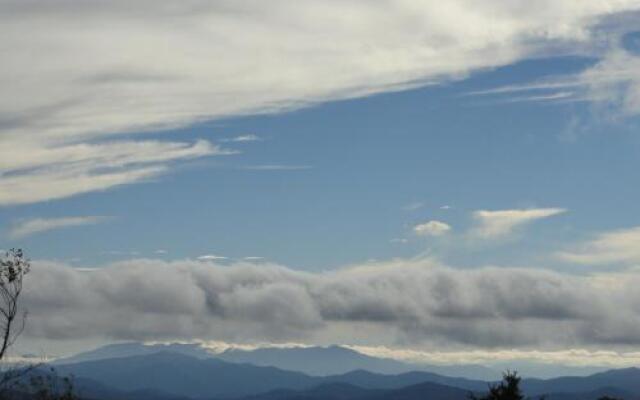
19 258 640 349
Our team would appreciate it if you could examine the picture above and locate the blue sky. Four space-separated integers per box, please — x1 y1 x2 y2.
3 55 640 271
4 1 640 364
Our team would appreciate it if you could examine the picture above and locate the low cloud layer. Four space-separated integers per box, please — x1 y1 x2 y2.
20 257 640 351
2 1 640 204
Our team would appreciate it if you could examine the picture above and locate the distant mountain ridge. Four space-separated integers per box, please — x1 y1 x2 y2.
56 342 500 380
55 342 613 380
53 350 640 400
522 367 640 396
54 342 212 364
55 351 488 398
246 381 473 400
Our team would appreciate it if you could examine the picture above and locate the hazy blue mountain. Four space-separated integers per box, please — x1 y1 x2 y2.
522 367 640 396
243 382 381 400
492 361 607 380
53 347 640 400
245 383 634 400
424 364 501 381
246 381 472 400
56 352 317 398
217 345 413 376
219 346 606 380
46 352 640 400
57 342 618 381
1 366 190 400
367 381 476 400
54 342 211 364
73 377 191 400
541 387 635 400
54 351 489 398
218 345 499 379
56 342 499 380
324 369 487 392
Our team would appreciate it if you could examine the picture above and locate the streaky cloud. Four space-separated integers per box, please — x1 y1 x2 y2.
2 1 640 204
9 216 111 239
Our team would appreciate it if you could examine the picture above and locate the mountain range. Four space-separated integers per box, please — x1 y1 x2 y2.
54 342 610 380
49 347 640 400
56 351 488 398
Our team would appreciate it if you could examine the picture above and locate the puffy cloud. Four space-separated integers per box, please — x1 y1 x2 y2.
557 226 640 265
413 221 452 237
469 208 566 239
2 1 640 204
19 257 640 350
8 216 111 239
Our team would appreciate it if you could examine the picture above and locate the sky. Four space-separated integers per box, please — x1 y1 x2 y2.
2 1 640 367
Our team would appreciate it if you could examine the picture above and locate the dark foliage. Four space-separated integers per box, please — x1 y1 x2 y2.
470 372 524 400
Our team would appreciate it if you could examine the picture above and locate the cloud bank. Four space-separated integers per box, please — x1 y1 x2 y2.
2 1 640 204
21 256 640 352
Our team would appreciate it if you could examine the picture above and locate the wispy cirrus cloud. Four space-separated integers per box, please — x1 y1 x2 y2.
0 139 232 206
464 30 640 116
221 134 261 143
557 226 640 265
8 216 111 239
2 1 639 205
469 208 566 239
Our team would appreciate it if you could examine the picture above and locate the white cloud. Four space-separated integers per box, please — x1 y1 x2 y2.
0 139 232 206
469 208 566 239
8 216 110 239
413 220 452 237
198 254 228 261
20 256 640 350
221 134 261 143
2 1 639 204
578 48 640 117
557 226 640 265
463 29 640 117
